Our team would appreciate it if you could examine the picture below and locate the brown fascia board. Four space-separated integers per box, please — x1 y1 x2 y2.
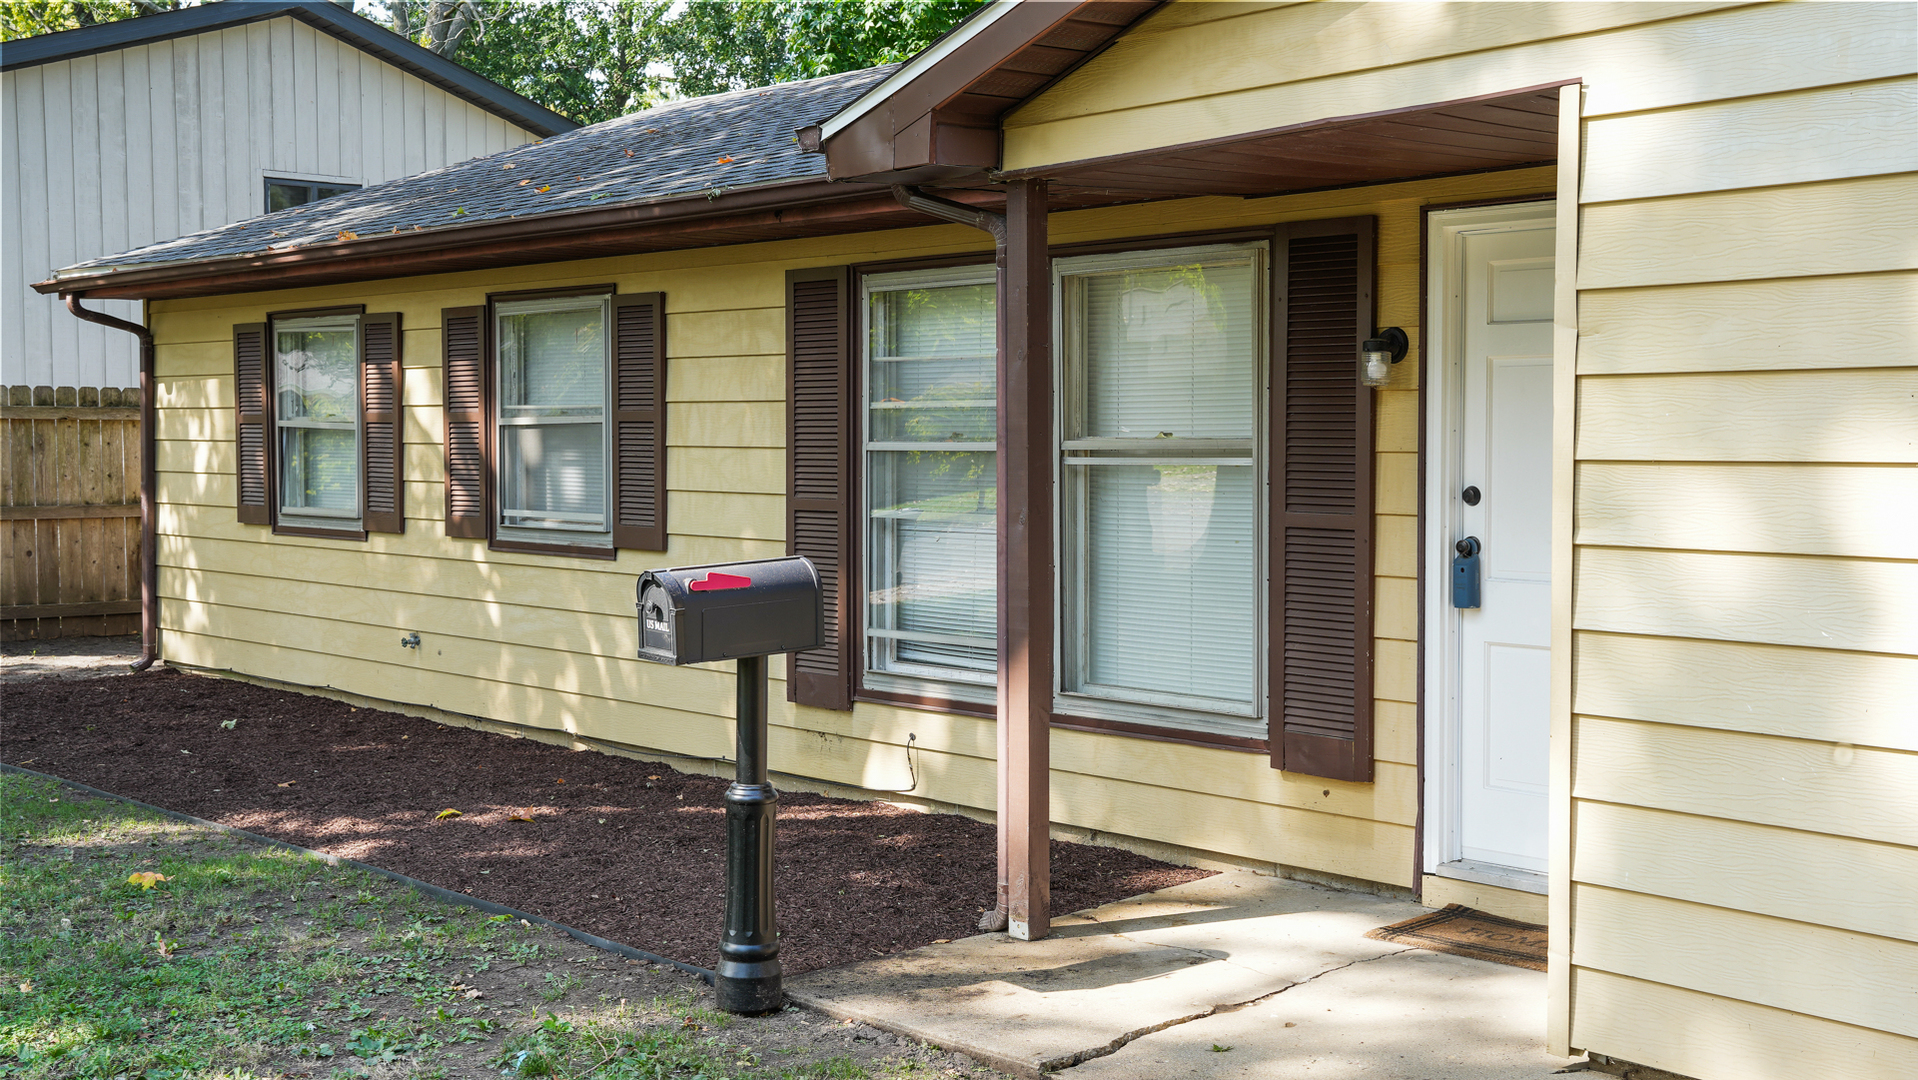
37 179 896 301
821 1 1093 181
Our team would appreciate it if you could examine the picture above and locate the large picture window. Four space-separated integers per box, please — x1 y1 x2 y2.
494 295 612 545
1057 243 1266 739
861 267 998 696
273 314 361 529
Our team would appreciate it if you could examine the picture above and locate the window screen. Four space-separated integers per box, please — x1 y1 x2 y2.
495 296 611 540
1059 245 1265 734
273 315 360 524
862 269 998 689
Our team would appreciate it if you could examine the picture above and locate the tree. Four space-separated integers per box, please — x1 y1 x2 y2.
3 0 991 127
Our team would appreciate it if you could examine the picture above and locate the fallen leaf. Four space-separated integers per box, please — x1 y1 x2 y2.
535 185 551 193
518 179 530 186
17 981 33 993
128 872 171 890
715 156 734 164
507 809 536 822
624 149 634 157
555 778 565 784
932 939 951 944
220 719 237 730
503 162 516 169
277 781 296 787
435 808 463 820
450 208 467 216
414 225 424 231
152 933 176 959
336 229 358 241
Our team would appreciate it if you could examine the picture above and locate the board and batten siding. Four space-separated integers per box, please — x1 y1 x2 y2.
1 15 542 391
1001 2 1918 1076
143 165 1553 913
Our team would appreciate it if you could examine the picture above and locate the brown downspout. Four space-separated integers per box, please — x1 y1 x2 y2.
64 295 159 671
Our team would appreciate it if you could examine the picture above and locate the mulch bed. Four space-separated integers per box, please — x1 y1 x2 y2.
0 668 1212 974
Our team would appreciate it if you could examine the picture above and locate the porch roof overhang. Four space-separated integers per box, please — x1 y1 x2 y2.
997 82 1570 201
805 0 1163 186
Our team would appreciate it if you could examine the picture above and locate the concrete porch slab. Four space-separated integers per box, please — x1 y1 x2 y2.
786 871 1576 1079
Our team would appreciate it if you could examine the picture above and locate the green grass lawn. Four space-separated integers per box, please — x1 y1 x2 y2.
0 773 994 1080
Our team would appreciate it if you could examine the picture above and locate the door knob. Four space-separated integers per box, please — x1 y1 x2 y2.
1455 536 1481 558
1462 485 1481 506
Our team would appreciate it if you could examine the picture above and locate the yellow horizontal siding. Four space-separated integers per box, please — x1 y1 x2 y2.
1578 270 1918 375
1577 368 1918 463
1579 77 1918 203
1004 2 1913 169
1573 801 1918 943
1571 883 1918 1038
1577 173 1918 290
1572 717 1918 847
1573 631 1918 752
1576 462 1918 559
1570 968 1918 1080
1573 548 1918 654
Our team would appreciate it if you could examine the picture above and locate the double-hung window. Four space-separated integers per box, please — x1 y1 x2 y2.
273 315 361 530
233 309 403 538
1056 243 1267 740
494 295 613 547
860 267 999 699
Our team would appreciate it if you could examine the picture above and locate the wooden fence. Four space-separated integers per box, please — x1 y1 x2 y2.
1 385 143 641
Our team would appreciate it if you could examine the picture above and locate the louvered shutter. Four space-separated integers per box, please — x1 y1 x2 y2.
786 267 854 710
234 323 271 525
441 306 489 540
611 293 667 551
361 313 404 534
1270 217 1377 782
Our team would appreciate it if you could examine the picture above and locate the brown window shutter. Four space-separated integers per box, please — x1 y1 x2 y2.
611 293 667 551
786 267 854 711
1270 217 1378 782
441 306 489 539
360 312 405 534
234 322 272 525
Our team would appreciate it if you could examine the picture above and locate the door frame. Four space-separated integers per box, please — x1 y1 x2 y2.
1420 199 1558 893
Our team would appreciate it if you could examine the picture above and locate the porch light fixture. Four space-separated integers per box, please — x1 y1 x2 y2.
1359 327 1409 387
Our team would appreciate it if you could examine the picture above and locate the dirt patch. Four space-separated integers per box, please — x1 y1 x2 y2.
1 668 1213 975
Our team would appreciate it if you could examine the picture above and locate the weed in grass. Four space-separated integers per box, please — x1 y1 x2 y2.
538 971 582 1003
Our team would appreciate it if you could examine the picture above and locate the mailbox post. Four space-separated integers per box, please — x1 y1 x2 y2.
635 556 823 1014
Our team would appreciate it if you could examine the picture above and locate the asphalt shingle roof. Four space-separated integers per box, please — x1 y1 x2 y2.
55 64 896 277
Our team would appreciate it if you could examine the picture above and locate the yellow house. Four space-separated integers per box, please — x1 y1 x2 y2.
36 3 1917 1077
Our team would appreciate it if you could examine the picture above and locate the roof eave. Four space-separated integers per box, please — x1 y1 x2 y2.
36 177 894 301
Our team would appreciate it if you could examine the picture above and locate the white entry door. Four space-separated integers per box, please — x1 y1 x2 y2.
1427 206 1556 885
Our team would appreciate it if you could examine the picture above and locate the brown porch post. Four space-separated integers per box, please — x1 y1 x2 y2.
997 178 1051 941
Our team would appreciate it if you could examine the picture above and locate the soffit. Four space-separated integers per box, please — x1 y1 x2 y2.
1011 85 1566 200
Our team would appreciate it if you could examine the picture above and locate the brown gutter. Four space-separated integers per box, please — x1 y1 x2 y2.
64 297 159 672
37 178 894 301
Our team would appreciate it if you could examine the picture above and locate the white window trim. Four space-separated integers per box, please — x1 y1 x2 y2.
1050 242 1271 741
859 263 1000 700
493 294 614 548
272 313 363 531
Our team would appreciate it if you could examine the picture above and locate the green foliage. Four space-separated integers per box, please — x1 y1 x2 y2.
1 0 989 126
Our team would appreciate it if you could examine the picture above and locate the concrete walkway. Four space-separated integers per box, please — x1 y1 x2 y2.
789 872 1579 1079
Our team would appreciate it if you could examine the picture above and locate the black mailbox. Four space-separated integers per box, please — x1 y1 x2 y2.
635 557 823 666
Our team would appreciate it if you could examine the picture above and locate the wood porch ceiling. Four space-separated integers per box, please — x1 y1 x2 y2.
1008 86 1565 201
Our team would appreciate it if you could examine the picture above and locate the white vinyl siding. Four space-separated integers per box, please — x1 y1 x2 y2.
1 15 542 391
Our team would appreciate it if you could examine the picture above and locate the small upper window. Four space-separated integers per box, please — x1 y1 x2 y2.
266 179 360 213
273 314 361 530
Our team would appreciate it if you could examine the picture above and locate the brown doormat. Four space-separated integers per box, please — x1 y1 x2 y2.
1365 904 1547 970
